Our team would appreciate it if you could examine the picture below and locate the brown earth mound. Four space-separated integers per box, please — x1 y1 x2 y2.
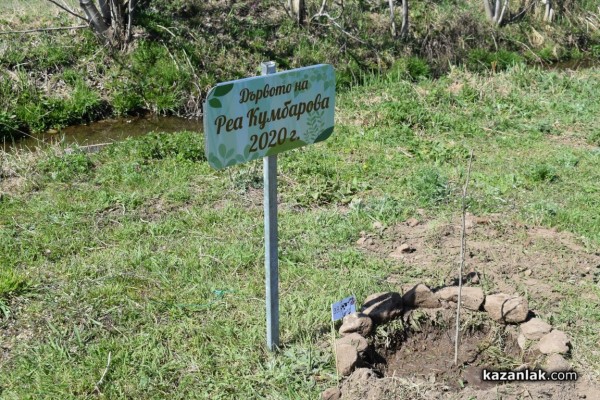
329 214 600 400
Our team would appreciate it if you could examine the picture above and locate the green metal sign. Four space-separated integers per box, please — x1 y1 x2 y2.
204 64 335 169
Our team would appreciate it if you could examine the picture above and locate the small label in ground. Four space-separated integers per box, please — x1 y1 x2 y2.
482 369 578 382
331 295 356 321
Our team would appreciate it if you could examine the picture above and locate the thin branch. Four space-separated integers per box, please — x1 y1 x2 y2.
510 38 544 64
311 12 366 44
317 0 327 15
498 0 509 25
126 0 134 42
155 24 177 38
45 0 88 22
454 149 474 366
388 0 397 36
94 351 112 394
0 25 88 35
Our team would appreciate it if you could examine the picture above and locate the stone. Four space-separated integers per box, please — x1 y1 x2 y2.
484 293 529 323
538 330 570 355
398 243 414 253
515 363 529 372
389 244 415 258
436 286 485 311
402 284 440 308
520 318 552 340
517 333 527 351
339 312 374 337
336 333 369 355
544 354 571 372
360 292 403 324
406 217 419 227
321 387 341 400
335 344 359 376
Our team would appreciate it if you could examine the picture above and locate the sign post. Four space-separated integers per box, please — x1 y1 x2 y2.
204 62 335 351
261 61 279 350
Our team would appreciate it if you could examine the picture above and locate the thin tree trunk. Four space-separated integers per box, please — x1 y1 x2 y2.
99 0 111 25
126 0 134 42
400 0 409 37
494 0 501 22
388 0 397 37
483 0 494 21
497 0 508 25
544 0 553 22
80 0 109 34
291 0 306 25
483 0 507 25
110 0 124 31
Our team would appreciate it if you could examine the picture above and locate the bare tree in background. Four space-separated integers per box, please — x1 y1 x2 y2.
46 0 135 47
400 0 409 37
483 0 508 25
387 0 409 38
542 0 555 22
388 0 397 36
288 0 307 25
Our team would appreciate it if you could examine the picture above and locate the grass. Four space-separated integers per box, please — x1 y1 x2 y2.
1 0 599 137
0 0 79 20
1 65 600 398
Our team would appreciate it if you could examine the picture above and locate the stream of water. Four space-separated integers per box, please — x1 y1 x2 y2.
3 59 597 153
3 115 202 152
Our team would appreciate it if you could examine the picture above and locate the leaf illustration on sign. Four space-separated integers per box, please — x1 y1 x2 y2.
305 109 325 143
208 154 223 169
204 64 335 169
213 83 234 97
209 98 222 108
218 144 234 159
315 127 334 143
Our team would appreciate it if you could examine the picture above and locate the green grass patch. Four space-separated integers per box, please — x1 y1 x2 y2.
1 0 599 137
1 66 599 398
0 268 28 299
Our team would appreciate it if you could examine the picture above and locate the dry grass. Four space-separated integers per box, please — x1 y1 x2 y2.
0 0 81 29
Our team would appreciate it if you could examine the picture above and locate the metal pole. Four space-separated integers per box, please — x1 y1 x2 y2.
262 61 279 351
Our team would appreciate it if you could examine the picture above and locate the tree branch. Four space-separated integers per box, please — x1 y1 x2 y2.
45 0 88 22
311 12 366 44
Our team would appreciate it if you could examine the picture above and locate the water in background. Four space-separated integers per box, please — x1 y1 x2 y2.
3 115 202 152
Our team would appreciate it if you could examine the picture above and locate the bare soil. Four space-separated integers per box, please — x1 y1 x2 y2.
343 214 600 400
358 213 600 306
383 321 520 391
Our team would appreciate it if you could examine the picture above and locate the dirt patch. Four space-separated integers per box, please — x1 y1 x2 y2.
337 214 600 399
383 322 521 391
337 310 598 400
357 214 600 305
94 196 190 228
